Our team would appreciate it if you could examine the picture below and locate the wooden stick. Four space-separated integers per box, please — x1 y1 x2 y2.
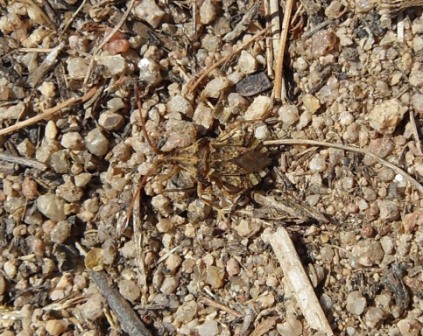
264 138 423 195
274 0 295 101
0 153 47 171
0 87 97 137
90 271 153 336
199 297 243 318
268 228 334 335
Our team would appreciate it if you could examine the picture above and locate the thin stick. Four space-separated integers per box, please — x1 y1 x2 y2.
187 27 270 92
265 0 274 78
0 153 47 171
199 297 243 318
263 139 423 195
268 227 334 335
90 271 153 336
274 0 295 101
62 0 88 34
0 87 97 137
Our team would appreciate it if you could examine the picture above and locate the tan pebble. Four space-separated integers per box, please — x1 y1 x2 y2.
61 132 84 150
302 94 320 114
118 279 141 302
37 193 66 221
4 261 17 278
279 105 299 127
134 0 165 28
94 55 126 77
165 254 182 273
369 99 407 134
245 95 273 120
66 57 89 78
50 220 71 244
21 176 38 200
0 275 7 294
205 266 225 289
311 30 338 58
160 276 179 294
45 319 69 336
16 138 35 157
74 173 92 187
226 258 240 277
238 51 257 74
156 218 174 233
199 0 216 25
166 95 193 117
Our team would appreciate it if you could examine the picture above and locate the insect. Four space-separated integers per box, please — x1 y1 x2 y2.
129 85 271 217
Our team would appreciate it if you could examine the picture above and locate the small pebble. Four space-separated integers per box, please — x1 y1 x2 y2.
85 128 109 156
16 139 35 157
364 307 386 328
205 266 225 289
0 275 6 295
175 301 198 323
156 218 174 233
197 320 219 336
134 0 164 27
351 241 384 267
66 57 89 78
99 111 125 131
138 58 162 86
309 154 327 172
80 294 105 321
368 99 407 134
193 103 213 129
311 30 338 58
409 64 423 87
165 254 182 273
21 176 38 200
245 95 273 120
74 173 92 188
3 261 17 278
226 258 240 277
238 51 257 74
378 200 400 221
160 276 179 294
279 104 299 127
50 220 71 244
199 0 217 25
50 151 70 174
118 279 141 302
95 55 126 76
45 319 69 336
61 132 84 150
202 77 231 99
167 95 193 117
37 193 66 221
302 94 321 114
346 293 371 316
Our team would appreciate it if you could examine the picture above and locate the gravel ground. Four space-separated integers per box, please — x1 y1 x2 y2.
0 0 422 335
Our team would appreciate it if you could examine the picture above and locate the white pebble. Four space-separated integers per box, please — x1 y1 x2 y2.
346 291 367 315
167 95 193 117
203 77 231 99
238 51 257 74
66 57 89 78
279 105 299 127
95 55 126 77
138 58 162 86
85 128 109 156
61 132 84 150
245 95 273 120
309 154 326 172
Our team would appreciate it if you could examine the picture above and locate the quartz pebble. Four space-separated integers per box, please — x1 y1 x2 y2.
202 77 231 99
199 0 217 25
238 51 257 74
244 95 273 120
99 111 125 131
160 276 179 294
37 193 66 221
138 58 162 86
346 291 367 315
134 0 164 27
66 57 89 78
167 95 193 117
351 241 384 267
95 55 126 76
197 320 219 336
309 154 327 172
118 279 141 302
279 105 299 127
85 128 109 156
369 99 407 134
61 132 84 150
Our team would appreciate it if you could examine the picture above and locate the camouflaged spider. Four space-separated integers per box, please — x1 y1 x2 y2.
128 85 271 219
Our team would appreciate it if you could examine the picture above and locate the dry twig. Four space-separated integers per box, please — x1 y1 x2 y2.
274 0 295 100
264 138 423 195
199 297 243 318
0 153 47 171
268 227 334 335
0 87 97 137
90 271 153 336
